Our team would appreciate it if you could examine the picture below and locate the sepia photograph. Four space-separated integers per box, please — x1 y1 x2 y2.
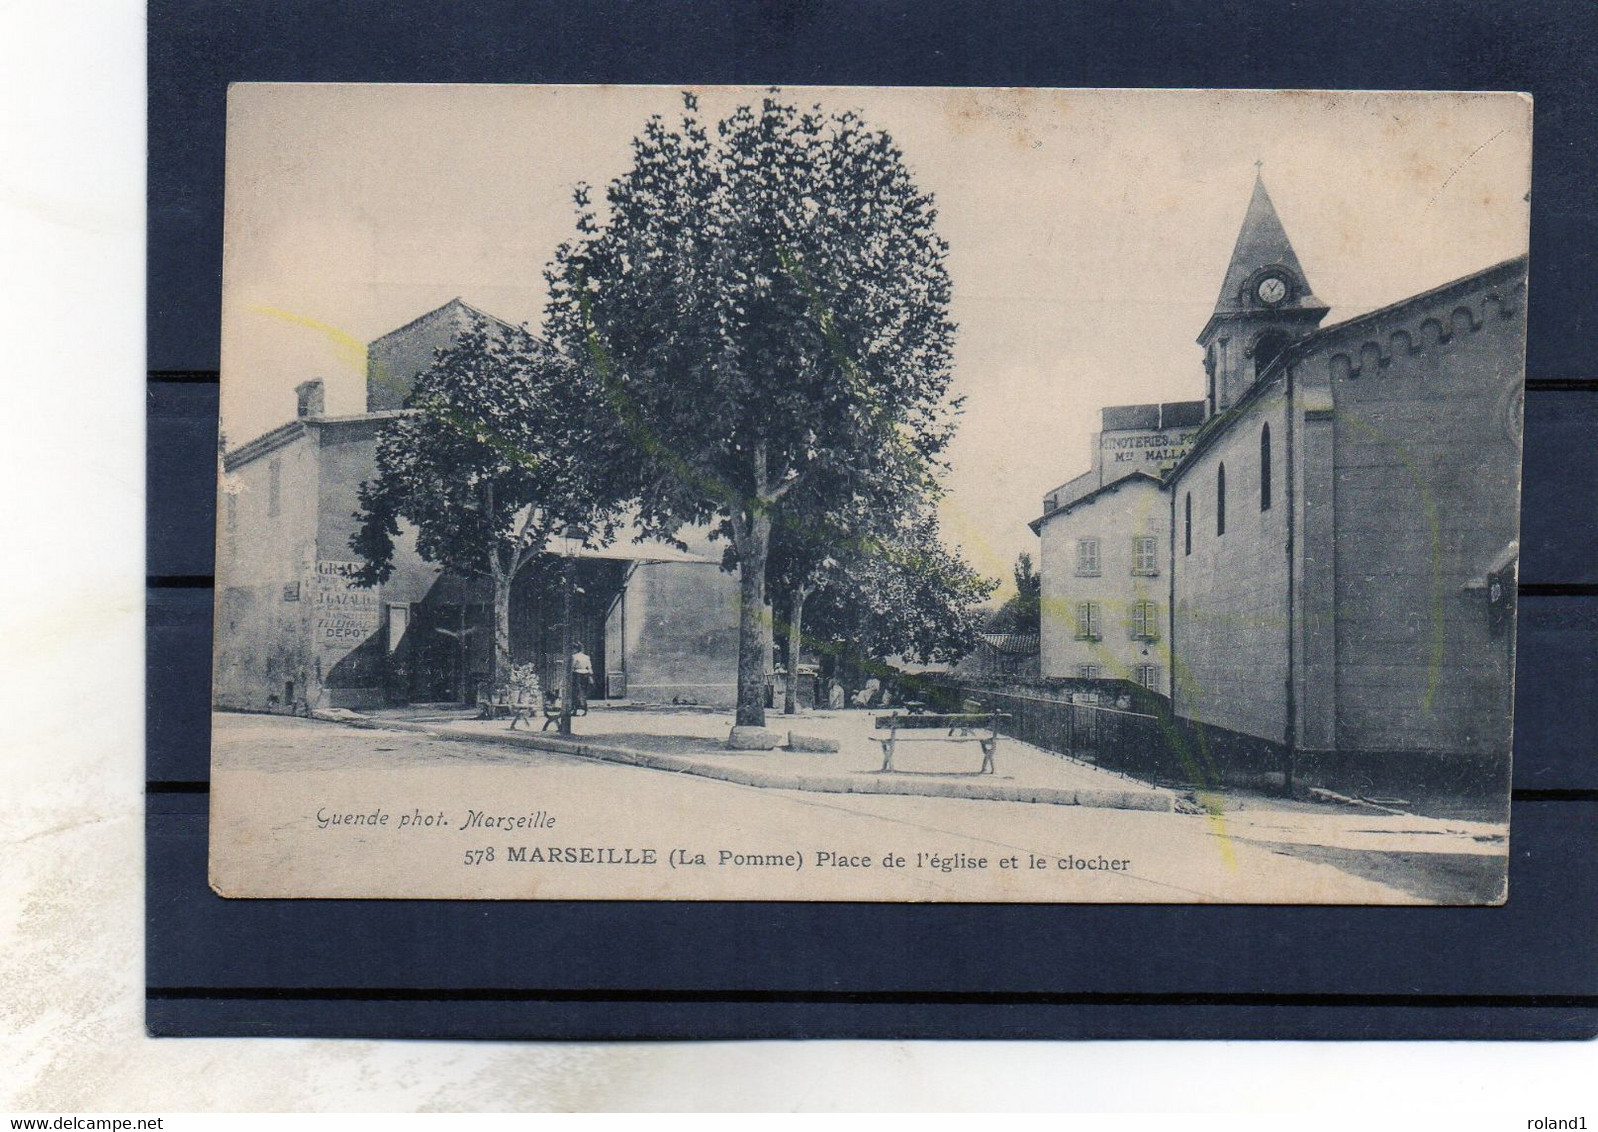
208 84 1530 904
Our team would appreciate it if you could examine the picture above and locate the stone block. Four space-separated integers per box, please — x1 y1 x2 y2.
786 732 840 753
726 725 783 750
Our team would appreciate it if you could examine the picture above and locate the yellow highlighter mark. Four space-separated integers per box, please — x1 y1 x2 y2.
251 305 368 375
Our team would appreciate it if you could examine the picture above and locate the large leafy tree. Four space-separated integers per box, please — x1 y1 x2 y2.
765 460 989 713
545 89 960 728
795 506 996 689
351 318 629 691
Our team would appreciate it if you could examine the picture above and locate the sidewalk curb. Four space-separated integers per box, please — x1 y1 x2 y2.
327 712 1175 813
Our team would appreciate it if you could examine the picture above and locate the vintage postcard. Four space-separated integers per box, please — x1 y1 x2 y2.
210 85 1529 903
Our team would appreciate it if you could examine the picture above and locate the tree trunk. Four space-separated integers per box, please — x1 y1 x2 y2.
560 552 575 736
784 584 809 716
485 480 513 696
735 508 772 728
492 570 513 690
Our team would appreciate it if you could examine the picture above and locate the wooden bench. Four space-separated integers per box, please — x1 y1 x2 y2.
478 694 556 731
477 697 519 721
509 698 566 732
872 711 1010 774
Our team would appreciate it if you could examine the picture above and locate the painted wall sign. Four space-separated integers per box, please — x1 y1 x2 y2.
313 560 381 658
1100 427 1200 470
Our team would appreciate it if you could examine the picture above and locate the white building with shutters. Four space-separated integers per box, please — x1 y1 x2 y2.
1030 469 1172 691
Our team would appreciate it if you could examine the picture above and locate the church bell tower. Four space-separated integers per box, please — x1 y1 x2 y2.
1198 173 1329 415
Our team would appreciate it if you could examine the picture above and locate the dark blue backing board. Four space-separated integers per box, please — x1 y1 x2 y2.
147 0 1598 1040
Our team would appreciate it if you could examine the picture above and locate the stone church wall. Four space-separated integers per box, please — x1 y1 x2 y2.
1319 269 1526 760
1169 385 1292 745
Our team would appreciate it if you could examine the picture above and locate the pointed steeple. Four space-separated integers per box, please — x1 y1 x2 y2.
1197 173 1331 415
1209 173 1325 320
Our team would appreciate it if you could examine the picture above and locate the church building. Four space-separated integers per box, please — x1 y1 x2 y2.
1035 176 1526 796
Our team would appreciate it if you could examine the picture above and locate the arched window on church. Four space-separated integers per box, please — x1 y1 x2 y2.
1184 492 1192 556
1216 464 1227 536
1260 423 1272 511
1254 330 1290 379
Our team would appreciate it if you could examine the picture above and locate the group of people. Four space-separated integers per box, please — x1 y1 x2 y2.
558 646 918 717
822 675 900 711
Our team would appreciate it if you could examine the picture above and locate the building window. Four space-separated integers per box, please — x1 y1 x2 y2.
1216 463 1226 536
1131 600 1160 641
1255 329 1290 378
1075 602 1101 641
1136 664 1161 691
1075 538 1101 577
1184 493 1192 556
1260 423 1273 511
1077 665 1099 680
1133 535 1158 576
268 457 282 519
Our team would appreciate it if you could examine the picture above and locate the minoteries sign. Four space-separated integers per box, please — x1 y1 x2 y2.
1093 400 1205 479
1099 426 1200 473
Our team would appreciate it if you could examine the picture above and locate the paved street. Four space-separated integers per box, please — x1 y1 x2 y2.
210 713 1507 903
360 702 1174 810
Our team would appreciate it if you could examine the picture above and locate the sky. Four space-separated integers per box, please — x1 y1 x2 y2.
222 85 1531 597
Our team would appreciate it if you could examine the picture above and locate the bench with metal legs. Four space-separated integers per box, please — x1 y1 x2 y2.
872 711 1009 774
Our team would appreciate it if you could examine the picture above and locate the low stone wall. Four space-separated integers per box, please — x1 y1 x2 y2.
928 676 1505 805
1295 746 1511 812
1171 716 1510 807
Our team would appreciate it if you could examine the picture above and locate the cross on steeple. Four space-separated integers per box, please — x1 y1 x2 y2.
1195 172 1330 414
1254 158 1264 174
1206 174 1318 320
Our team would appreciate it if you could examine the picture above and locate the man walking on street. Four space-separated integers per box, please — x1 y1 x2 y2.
571 641 593 714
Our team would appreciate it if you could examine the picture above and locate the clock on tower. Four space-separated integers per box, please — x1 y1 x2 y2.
1256 274 1289 306
1196 175 1329 414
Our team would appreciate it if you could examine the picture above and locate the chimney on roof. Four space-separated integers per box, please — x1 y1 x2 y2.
295 379 325 419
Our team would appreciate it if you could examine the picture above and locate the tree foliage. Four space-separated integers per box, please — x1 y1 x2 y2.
985 552 1043 637
543 88 962 725
765 476 995 693
351 317 631 686
798 506 996 667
